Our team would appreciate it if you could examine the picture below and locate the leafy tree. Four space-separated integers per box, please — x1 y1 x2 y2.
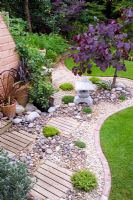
70 8 133 88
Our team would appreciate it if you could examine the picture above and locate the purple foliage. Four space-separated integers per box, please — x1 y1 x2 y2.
70 8 133 77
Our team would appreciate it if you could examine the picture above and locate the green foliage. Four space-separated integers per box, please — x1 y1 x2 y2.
46 49 58 62
43 126 60 137
97 80 112 90
75 140 86 149
71 169 97 192
83 107 92 114
9 17 27 37
59 83 74 91
80 2 106 24
29 77 54 110
119 95 126 101
89 77 101 84
62 95 74 104
0 150 32 200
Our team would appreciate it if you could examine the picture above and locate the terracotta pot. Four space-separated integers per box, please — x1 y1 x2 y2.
1 100 16 119
15 83 29 106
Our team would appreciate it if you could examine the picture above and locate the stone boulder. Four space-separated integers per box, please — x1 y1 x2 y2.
25 112 40 122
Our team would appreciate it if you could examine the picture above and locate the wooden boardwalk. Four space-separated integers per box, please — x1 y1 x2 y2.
31 160 73 200
0 129 36 155
47 117 79 135
0 120 12 135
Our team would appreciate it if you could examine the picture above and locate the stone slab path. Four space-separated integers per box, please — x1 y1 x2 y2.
47 117 80 135
31 161 72 200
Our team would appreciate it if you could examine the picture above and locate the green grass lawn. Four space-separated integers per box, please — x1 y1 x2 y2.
65 58 133 79
100 107 133 200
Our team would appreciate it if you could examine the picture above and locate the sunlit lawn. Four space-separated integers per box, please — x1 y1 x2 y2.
100 107 133 200
65 58 133 79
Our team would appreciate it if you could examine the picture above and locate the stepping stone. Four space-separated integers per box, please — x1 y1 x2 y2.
0 120 12 135
0 129 36 155
31 161 73 200
47 117 79 135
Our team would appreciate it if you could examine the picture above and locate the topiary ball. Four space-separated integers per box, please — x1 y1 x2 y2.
62 95 74 104
59 83 74 91
75 140 86 149
83 107 92 114
43 126 60 137
71 169 97 192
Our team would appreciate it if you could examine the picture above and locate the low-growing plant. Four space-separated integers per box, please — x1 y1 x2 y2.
71 169 97 192
43 126 60 137
29 77 54 111
0 150 32 200
83 107 92 114
119 95 127 101
62 95 74 104
59 83 74 91
46 49 58 62
75 140 86 149
97 80 112 90
89 77 101 84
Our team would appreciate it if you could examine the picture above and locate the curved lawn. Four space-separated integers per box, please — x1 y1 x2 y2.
100 107 133 200
65 58 133 80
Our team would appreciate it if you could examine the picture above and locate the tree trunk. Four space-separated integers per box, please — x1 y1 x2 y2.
111 68 118 88
24 0 32 32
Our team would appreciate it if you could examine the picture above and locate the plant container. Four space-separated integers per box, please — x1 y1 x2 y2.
1 100 16 119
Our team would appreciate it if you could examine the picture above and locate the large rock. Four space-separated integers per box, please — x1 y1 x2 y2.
48 106 56 113
116 82 126 88
25 103 37 112
16 104 25 114
25 112 40 122
12 118 22 124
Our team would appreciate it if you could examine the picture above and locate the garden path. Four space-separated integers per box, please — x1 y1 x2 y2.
52 61 133 200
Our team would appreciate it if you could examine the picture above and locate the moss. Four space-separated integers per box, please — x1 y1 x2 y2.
75 140 86 148
62 95 74 104
43 126 60 137
83 107 92 114
71 169 97 192
119 95 126 101
59 82 74 91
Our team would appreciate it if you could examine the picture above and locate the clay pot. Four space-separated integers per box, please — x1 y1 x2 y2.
15 83 29 106
1 100 16 118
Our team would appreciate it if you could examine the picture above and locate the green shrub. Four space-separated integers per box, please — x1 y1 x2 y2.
62 95 74 104
83 107 92 114
29 77 54 110
89 77 101 84
71 169 97 192
43 126 60 137
46 49 58 62
97 80 112 90
75 140 86 149
59 83 74 91
0 150 32 200
119 95 127 101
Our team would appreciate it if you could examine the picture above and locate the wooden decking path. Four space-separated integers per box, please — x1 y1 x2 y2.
31 160 73 200
0 129 36 155
0 119 12 134
47 117 79 135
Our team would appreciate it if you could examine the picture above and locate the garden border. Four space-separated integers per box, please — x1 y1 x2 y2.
94 103 133 200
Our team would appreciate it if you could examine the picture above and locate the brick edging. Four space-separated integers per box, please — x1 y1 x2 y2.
94 104 133 200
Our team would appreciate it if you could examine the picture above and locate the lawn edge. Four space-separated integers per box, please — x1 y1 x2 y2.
94 105 133 200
